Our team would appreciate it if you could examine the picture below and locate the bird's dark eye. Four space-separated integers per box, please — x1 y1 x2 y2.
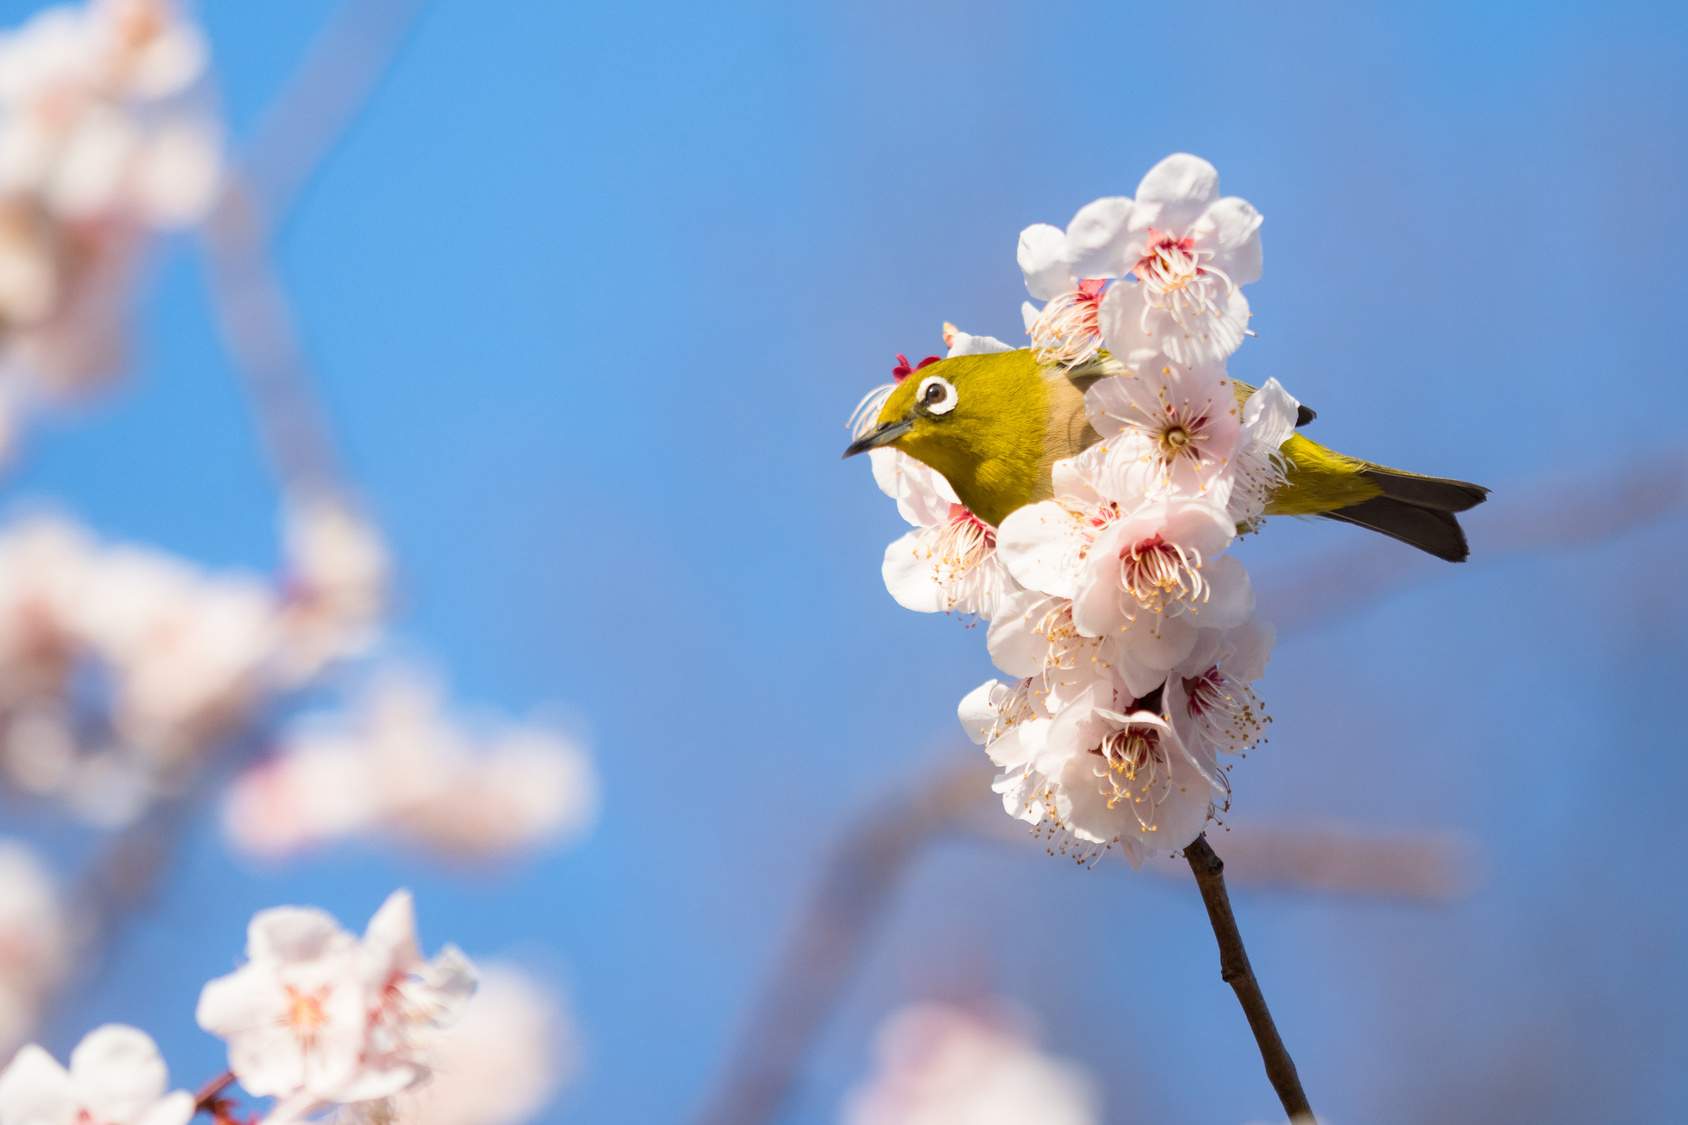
917 374 957 415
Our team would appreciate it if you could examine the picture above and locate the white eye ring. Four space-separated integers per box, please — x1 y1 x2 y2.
917 374 957 415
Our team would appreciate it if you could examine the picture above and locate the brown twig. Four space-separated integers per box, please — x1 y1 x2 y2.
1184 833 1313 1121
192 1072 236 1115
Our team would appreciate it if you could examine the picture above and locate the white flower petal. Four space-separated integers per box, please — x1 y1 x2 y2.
985 588 1061 679
131 1091 193 1125
1158 288 1251 369
1062 196 1134 280
1195 196 1263 286
69 1026 169 1125
1241 377 1299 451
1221 616 1275 684
247 906 346 963
881 529 948 614
995 501 1085 600
0 1045 74 1125
1095 280 1158 365
1132 153 1220 233
1194 555 1254 631
1016 223 1071 301
945 332 1014 358
957 680 1003 745
1021 300 1040 333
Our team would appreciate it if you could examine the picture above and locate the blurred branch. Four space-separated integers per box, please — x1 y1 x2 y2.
694 756 1470 1124
241 0 429 224
201 0 428 496
1258 447 1688 636
1185 834 1313 1122
693 764 983 1125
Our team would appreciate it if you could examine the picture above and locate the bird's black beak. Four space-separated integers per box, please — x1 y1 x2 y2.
842 417 914 459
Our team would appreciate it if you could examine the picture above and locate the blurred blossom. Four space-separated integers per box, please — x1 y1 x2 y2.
840 1003 1099 1125
0 1024 194 1125
341 964 574 1125
0 0 220 425
0 512 376 825
221 671 600 862
196 890 475 1118
0 840 68 1059
274 494 390 687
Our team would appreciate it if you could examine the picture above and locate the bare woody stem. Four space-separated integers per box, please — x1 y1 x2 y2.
1184 833 1314 1121
192 1072 236 1115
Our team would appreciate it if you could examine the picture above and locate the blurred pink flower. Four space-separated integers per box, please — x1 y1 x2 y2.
196 891 476 1111
0 1025 194 1125
841 1003 1098 1125
341 964 573 1125
0 840 67 1058
222 671 599 862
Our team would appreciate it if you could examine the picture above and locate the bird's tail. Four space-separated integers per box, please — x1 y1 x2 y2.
1320 468 1490 562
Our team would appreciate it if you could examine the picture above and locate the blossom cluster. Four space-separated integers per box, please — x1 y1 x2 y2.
222 671 601 862
865 154 1295 865
0 0 220 425
0 504 382 825
841 1002 1099 1125
0 892 575 1125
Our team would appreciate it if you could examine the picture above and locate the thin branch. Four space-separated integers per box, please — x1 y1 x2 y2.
1184 833 1313 1121
192 1072 236 1115
200 0 428 497
691 764 983 1125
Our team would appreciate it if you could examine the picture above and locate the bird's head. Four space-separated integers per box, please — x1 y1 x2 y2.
843 349 1052 526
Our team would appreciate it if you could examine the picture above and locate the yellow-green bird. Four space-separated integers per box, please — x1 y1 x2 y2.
842 348 1488 561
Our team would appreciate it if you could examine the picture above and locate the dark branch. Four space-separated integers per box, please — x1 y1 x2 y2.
1184 833 1314 1121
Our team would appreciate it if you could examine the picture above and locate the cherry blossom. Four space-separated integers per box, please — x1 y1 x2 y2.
0 1025 193 1125
841 1002 1099 1125
1016 200 1132 367
873 445 1014 620
221 671 599 862
1225 377 1300 526
337 965 573 1125
1079 358 1243 504
1080 154 1262 368
196 891 478 1110
1164 617 1275 758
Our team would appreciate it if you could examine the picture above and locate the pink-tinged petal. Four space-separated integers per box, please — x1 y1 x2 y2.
1017 223 1072 301
1222 617 1275 684
869 448 955 527
945 332 1014 358
1118 611 1198 671
1062 196 1135 280
1132 153 1220 234
1105 638 1169 699
1095 281 1159 365
1069 553 1121 638
1156 289 1251 369
1048 457 1105 506
958 679 1004 745
361 889 421 984
1242 377 1299 451
986 589 1061 678
881 530 948 614
329 1065 418 1104
194 967 276 1038
1195 196 1263 286
995 501 1087 600
69 1026 169 1125
0 1046 74 1125
1194 554 1254 631
1177 628 1226 678
247 906 345 963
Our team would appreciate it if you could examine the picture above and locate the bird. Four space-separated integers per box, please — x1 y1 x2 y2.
842 348 1489 561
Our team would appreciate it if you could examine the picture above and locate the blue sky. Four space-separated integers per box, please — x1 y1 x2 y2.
7 0 1688 1122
